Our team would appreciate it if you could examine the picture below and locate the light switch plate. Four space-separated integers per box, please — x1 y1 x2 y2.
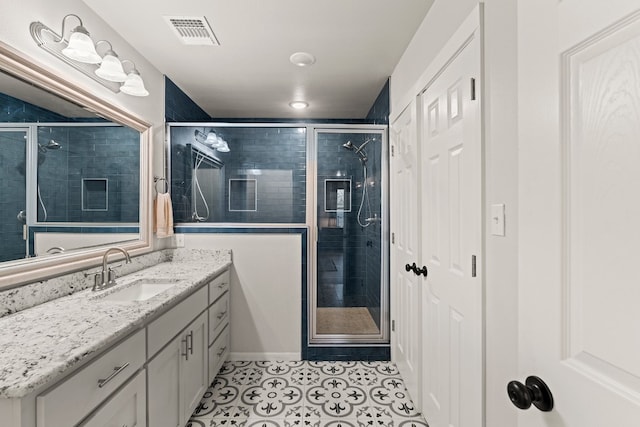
491 204 505 236
175 234 185 247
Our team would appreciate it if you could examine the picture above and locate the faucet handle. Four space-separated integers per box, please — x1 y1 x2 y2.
92 272 105 291
107 266 118 285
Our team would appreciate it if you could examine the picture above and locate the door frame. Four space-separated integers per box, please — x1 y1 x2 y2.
308 125 390 345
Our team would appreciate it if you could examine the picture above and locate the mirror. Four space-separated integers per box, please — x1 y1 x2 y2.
0 41 151 289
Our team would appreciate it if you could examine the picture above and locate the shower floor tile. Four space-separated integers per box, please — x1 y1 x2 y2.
188 361 429 427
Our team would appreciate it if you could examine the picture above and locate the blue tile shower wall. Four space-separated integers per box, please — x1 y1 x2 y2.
164 77 211 122
37 126 140 222
170 126 307 223
366 79 390 125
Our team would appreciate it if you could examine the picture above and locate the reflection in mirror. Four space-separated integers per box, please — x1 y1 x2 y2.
0 63 143 267
0 43 150 288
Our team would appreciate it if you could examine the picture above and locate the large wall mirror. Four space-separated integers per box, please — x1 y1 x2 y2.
0 41 151 289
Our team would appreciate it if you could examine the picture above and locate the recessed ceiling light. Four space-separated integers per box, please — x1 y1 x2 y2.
289 101 309 110
289 52 316 67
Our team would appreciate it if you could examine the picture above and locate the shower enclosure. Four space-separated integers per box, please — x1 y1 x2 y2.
311 129 388 344
167 123 388 346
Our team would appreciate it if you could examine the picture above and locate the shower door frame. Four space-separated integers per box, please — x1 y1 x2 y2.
309 125 390 345
0 126 32 259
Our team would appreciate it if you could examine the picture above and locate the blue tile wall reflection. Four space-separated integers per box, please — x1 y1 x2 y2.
37 126 140 223
170 126 306 223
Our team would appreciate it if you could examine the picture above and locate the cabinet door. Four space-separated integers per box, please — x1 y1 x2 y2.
148 336 182 427
80 371 146 427
181 311 208 422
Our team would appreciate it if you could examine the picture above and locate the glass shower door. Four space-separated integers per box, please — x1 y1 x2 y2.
313 129 387 343
0 128 28 262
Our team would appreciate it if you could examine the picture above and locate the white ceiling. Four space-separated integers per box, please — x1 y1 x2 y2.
82 0 433 119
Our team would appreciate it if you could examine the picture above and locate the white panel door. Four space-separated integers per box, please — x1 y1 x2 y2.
420 31 482 427
390 100 422 406
518 0 640 425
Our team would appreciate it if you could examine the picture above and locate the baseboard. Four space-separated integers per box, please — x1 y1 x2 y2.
228 352 301 361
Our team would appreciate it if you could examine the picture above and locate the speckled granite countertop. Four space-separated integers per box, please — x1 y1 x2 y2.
0 249 231 399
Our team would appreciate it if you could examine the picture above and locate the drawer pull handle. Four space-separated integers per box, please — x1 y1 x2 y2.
217 282 227 289
217 346 227 357
97 363 129 388
216 310 228 320
183 331 194 360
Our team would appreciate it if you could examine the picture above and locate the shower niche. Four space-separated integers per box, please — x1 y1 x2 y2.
324 179 351 213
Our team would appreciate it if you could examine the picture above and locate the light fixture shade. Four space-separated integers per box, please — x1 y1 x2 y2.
62 26 101 64
205 131 219 147
120 71 149 96
95 51 127 82
217 140 230 152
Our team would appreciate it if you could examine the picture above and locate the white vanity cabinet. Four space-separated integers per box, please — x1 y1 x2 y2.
208 271 231 384
147 287 208 427
36 329 146 427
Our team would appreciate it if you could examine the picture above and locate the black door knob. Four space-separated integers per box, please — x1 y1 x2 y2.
405 263 413 272
416 265 428 277
507 376 553 412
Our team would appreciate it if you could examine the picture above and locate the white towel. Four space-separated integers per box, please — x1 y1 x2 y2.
154 192 174 238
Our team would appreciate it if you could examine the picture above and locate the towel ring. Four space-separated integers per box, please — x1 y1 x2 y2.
154 176 169 194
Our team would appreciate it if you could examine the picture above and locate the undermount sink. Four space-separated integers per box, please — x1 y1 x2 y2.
99 279 178 302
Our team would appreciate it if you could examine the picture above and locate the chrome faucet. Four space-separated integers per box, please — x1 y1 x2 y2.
92 247 132 291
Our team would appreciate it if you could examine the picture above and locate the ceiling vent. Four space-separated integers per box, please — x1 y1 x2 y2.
163 16 220 46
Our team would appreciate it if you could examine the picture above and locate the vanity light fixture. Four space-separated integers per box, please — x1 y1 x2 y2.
194 129 230 152
30 14 149 96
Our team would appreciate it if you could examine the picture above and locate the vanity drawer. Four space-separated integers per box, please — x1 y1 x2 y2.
208 324 230 384
209 270 230 304
79 370 146 427
36 329 145 427
208 291 229 345
148 285 207 357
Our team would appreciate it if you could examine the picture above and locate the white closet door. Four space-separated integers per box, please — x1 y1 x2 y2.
517 0 640 425
420 27 483 427
390 99 422 407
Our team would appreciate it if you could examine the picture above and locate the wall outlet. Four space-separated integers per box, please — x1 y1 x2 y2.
175 234 185 247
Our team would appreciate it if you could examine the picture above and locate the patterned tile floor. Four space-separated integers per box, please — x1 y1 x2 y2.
187 361 429 427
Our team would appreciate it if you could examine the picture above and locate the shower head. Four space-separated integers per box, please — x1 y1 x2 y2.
46 140 61 150
343 141 354 150
38 140 62 153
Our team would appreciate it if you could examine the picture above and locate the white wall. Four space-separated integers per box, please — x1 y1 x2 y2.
183 233 302 360
0 0 167 251
390 1 519 426
390 0 478 117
